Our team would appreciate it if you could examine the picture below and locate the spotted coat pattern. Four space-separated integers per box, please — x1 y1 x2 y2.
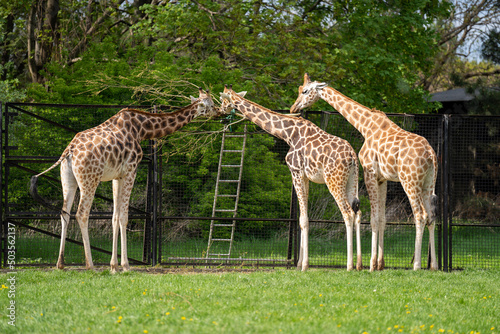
220 86 362 271
32 89 217 273
290 73 438 271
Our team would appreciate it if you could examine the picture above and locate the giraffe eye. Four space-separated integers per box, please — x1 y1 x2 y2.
302 89 309 95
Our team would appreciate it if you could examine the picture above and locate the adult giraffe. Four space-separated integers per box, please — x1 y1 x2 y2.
290 73 438 271
220 85 362 271
30 88 218 273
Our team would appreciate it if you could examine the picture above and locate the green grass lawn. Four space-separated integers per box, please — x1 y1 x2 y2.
0 268 498 333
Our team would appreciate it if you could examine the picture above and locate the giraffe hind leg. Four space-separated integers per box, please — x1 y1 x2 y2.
57 160 78 270
327 179 355 272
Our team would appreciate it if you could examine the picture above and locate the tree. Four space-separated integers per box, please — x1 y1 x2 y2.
423 0 500 92
482 29 500 65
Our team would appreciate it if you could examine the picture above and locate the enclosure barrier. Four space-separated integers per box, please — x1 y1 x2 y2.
1 102 499 271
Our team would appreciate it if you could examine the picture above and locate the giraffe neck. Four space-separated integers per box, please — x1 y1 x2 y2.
112 103 199 141
320 87 392 138
230 93 298 145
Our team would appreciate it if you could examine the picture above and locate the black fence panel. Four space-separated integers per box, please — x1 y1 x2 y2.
1 103 155 267
158 121 295 267
1 103 499 270
446 115 500 270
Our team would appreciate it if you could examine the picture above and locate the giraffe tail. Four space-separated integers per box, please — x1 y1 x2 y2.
430 194 438 223
29 175 62 213
350 198 360 214
29 150 70 213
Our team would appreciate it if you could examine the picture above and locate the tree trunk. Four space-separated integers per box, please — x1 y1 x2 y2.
27 0 60 84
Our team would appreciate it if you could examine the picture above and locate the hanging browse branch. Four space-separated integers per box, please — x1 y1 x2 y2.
81 69 203 106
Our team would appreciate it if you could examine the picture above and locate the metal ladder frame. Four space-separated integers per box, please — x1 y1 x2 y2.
206 124 247 259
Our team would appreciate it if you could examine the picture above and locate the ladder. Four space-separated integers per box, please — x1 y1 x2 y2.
206 125 247 260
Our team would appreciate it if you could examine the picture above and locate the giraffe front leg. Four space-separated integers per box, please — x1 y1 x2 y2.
110 213 120 274
119 209 130 272
110 179 122 274
376 181 387 271
289 170 309 272
299 214 309 271
75 183 99 271
370 224 378 272
76 214 94 271
297 235 304 270
118 172 136 272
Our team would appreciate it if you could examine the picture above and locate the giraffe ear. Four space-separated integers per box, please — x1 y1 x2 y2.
236 91 247 98
190 96 197 103
312 82 328 90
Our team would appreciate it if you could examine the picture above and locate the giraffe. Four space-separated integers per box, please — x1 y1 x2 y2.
220 85 362 271
30 88 218 273
290 73 439 271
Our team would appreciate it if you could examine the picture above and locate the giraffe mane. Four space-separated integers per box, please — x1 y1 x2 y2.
324 87 386 116
121 103 198 118
232 92 302 120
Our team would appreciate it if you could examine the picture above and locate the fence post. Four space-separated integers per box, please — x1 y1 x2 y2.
151 105 159 266
441 115 450 272
143 136 154 264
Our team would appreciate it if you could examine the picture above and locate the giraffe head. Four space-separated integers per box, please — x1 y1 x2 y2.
190 87 219 118
289 73 328 113
219 85 247 114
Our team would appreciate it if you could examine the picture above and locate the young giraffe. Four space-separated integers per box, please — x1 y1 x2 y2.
220 85 362 271
30 88 218 273
290 73 438 271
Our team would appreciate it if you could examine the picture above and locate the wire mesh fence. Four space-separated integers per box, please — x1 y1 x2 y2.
1 103 498 270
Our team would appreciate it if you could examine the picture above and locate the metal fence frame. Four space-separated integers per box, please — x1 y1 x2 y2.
1 102 499 271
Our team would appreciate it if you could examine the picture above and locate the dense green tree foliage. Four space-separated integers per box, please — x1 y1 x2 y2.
1 0 452 112
5 1 499 234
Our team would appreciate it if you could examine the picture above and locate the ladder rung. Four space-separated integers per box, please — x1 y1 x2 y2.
214 209 236 212
207 253 230 256
212 239 231 242
216 194 237 197
222 150 243 153
221 165 242 168
219 179 239 183
225 134 245 138
213 223 234 227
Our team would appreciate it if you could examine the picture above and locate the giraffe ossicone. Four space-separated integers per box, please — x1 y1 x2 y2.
220 85 362 271
30 88 218 273
291 73 438 271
